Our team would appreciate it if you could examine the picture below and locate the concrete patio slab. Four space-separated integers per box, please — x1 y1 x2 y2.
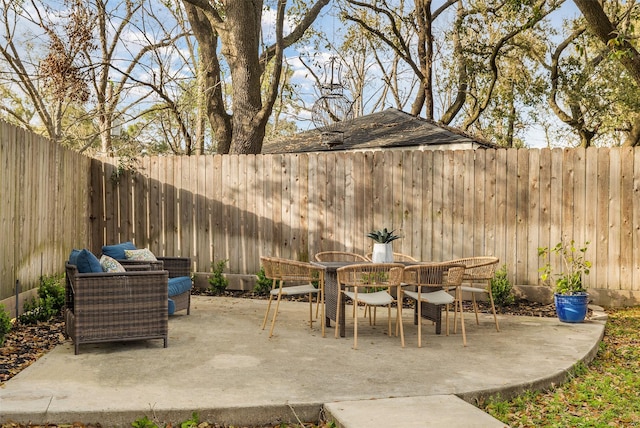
0 296 605 427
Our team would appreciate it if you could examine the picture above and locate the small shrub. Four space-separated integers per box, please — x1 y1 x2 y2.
180 412 199 428
18 274 65 324
208 259 229 295
0 304 12 346
131 416 158 428
491 264 514 306
254 266 273 295
38 274 65 312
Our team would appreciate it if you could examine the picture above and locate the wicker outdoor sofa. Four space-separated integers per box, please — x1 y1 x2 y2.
65 263 169 355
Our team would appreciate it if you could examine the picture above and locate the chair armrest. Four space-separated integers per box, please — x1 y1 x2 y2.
157 257 191 278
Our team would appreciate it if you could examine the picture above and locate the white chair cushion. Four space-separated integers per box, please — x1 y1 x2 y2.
404 289 454 305
460 285 489 294
344 290 394 306
270 283 318 296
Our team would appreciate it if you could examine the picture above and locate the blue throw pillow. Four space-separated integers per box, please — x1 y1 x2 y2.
68 249 81 265
76 249 103 273
101 241 136 260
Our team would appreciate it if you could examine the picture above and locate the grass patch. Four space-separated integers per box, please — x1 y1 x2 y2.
482 306 640 427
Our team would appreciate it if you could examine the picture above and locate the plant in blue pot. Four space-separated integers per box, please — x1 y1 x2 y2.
538 240 591 323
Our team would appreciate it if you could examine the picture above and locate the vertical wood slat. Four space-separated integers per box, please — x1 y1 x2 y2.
527 149 541 286
516 149 530 284
619 147 633 291
596 149 610 289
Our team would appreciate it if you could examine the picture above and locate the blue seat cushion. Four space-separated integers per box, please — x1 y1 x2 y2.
168 276 192 297
101 242 136 260
168 298 176 316
75 249 103 273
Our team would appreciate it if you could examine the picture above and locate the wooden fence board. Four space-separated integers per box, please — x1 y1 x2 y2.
584 148 598 288
505 149 518 276
516 149 529 278
619 147 633 290
608 149 622 290
473 150 485 257
527 149 541 285
596 149 610 288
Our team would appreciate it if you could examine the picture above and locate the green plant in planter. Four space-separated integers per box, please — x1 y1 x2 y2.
367 228 400 243
538 240 591 295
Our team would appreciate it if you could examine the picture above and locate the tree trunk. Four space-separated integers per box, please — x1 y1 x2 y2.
183 3 232 154
574 0 640 85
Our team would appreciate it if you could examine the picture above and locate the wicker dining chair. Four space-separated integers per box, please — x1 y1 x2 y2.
260 257 325 338
315 251 369 262
336 262 405 349
446 256 500 332
402 263 466 347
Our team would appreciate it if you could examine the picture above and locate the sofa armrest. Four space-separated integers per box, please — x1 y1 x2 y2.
157 257 191 278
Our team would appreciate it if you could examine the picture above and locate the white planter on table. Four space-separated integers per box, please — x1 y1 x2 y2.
371 243 393 263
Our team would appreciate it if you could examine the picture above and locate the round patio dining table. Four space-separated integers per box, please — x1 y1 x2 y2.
311 261 447 338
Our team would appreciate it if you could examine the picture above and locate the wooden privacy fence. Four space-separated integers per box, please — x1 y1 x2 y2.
0 122 91 309
1 117 639 306
94 148 640 306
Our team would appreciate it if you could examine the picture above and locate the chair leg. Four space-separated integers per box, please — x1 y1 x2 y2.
472 292 480 325
261 279 277 330
320 287 325 338
315 292 321 318
457 287 467 347
417 298 422 348
386 304 391 336
268 292 284 338
487 282 500 332
353 298 359 350
445 303 450 336
397 295 405 348
308 292 314 329
261 294 275 330
335 291 342 339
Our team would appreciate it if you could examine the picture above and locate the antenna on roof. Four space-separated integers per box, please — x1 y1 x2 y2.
311 56 353 148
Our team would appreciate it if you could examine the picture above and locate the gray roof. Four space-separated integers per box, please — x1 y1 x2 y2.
262 108 496 154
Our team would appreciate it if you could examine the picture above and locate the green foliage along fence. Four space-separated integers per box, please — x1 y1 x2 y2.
0 121 91 313
93 148 640 306
2 119 640 307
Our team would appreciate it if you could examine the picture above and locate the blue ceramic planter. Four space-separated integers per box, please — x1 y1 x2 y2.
554 292 589 323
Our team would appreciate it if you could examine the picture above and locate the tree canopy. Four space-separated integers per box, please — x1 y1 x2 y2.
1 0 639 153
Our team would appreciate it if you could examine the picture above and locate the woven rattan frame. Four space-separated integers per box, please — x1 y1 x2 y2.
403 263 466 347
65 263 169 355
315 251 369 262
260 256 325 338
446 256 500 332
336 262 405 349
